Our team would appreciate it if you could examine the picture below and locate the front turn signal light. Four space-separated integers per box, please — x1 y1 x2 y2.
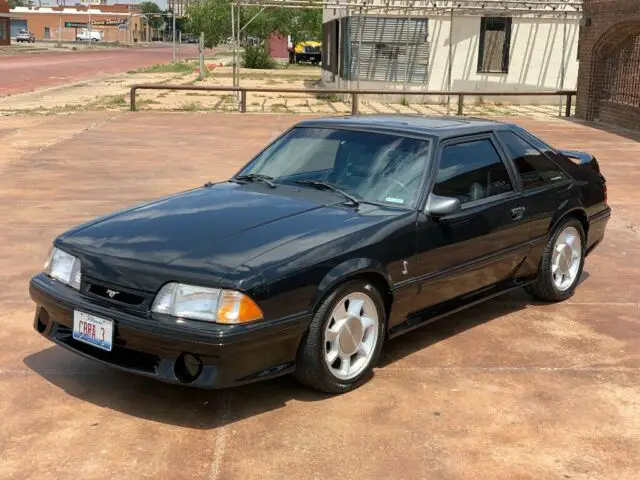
217 290 264 324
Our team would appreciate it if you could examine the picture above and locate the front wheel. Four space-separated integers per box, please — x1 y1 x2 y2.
295 280 385 393
525 218 585 302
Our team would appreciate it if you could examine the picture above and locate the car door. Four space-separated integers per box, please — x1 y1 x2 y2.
493 129 575 274
409 134 532 312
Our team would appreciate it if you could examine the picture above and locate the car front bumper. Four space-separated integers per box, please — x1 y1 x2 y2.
29 273 310 388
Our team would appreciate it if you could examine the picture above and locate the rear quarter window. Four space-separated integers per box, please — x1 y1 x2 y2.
497 131 567 190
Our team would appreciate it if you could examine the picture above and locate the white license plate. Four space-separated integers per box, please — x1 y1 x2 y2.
73 310 114 352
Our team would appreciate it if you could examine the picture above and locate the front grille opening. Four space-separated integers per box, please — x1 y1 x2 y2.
87 284 145 306
54 323 159 373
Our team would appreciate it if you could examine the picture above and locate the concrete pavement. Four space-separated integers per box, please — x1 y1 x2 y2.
0 44 198 97
0 112 638 479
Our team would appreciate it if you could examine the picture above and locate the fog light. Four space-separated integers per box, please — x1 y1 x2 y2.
36 308 49 333
174 353 202 383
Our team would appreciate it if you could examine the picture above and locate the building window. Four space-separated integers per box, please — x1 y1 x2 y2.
478 17 512 74
0 20 7 41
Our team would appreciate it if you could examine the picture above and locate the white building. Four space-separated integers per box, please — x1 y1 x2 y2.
321 0 582 103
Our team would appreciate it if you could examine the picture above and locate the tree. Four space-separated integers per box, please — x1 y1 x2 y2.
139 1 164 31
185 0 231 49
185 0 322 49
8 0 27 8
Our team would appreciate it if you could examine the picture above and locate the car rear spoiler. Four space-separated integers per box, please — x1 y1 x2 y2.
558 149 601 174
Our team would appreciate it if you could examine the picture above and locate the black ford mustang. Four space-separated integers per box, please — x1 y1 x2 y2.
30 116 610 393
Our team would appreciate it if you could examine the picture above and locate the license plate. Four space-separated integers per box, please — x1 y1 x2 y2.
73 310 113 352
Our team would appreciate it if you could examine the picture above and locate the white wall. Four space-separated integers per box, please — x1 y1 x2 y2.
428 15 579 92
322 13 580 103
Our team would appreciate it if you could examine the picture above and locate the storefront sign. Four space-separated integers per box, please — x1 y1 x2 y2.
92 19 128 27
65 22 88 28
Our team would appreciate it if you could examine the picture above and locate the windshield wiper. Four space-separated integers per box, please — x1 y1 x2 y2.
233 174 276 188
294 180 360 206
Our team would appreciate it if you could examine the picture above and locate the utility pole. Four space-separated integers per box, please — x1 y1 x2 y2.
172 9 176 62
88 0 92 46
57 0 62 45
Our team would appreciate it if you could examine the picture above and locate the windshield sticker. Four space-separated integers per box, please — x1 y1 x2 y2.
385 197 405 204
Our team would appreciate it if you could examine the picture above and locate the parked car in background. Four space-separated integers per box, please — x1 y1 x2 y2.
182 35 199 44
76 30 102 42
16 30 36 43
29 116 610 394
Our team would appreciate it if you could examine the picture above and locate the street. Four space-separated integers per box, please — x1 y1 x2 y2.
0 44 199 97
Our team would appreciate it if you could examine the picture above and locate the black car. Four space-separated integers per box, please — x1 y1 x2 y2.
29 116 610 393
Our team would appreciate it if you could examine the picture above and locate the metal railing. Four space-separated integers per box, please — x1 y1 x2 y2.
129 85 577 117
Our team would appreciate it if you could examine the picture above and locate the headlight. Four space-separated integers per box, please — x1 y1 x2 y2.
151 282 264 324
44 247 82 290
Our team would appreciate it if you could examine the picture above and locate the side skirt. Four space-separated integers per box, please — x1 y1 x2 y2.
388 277 536 339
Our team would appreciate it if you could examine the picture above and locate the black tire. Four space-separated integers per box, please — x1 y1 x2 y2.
525 218 585 302
295 280 386 394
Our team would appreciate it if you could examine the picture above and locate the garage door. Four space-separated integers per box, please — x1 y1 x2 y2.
11 19 28 38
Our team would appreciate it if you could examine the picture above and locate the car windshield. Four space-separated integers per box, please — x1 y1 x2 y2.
236 127 432 208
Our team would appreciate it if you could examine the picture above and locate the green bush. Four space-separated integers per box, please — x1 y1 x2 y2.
242 45 275 69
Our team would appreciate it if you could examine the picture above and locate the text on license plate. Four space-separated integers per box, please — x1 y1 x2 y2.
73 310 114 352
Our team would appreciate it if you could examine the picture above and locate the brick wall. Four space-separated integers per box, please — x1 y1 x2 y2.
9 10 146 42
0 0 9 46
267 33 288 61
599 100 640 131
576 0 640 129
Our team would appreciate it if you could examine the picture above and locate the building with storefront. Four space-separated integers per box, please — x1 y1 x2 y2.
321 0 582 103
0 0 10 46
575 0 640 130
9 4 149 43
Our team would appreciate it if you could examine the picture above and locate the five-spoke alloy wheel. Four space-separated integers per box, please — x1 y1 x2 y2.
296 280 385 393
526 218 586 302
323 292 380 381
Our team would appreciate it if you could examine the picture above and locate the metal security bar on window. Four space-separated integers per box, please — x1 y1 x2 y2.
347 17 429 83
602 34 640 107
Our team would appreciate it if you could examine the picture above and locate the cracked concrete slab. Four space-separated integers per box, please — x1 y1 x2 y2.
0 112 638 480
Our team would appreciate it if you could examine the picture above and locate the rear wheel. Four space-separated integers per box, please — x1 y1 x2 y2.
525 218 585 302
295 280 385 393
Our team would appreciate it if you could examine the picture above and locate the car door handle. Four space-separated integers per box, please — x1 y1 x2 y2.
511 206 525 221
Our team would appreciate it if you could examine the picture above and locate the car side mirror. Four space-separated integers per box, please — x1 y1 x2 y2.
426 194 461 217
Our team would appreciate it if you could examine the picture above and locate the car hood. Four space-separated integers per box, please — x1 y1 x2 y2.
57 182 363 291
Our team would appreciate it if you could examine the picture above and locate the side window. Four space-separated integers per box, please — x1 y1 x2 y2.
434 139 513 205
497 131 567 190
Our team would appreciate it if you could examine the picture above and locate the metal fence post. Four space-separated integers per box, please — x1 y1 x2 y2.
240 89 247 113
565 93 572 117
130 86 137 111
351 93 359 115
457 94 464 116
199 32 205 81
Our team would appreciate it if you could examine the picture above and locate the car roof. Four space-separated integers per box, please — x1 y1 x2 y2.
295 115 514 140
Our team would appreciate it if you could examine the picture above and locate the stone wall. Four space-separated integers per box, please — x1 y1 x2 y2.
576 0 640 129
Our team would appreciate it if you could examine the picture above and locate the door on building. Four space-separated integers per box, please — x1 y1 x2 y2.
596 33 640 119
44 27 50 40
10 19 28 38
